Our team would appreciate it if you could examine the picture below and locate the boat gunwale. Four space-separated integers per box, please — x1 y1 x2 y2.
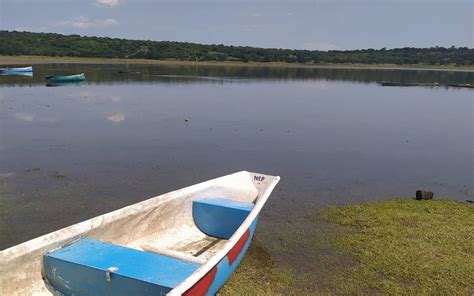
168 173 280 295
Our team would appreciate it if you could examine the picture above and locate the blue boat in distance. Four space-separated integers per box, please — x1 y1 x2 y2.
0 66 33 74
45 73 86 83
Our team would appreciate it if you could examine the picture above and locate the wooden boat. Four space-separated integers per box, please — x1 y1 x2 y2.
0 66 33 74
45 73 86 83
0 171 280 295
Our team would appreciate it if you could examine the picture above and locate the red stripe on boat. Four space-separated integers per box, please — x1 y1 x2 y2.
183 266 217 296
227 229 250 265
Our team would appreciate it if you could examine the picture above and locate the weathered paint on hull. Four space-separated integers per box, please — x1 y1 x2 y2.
184 218 258 295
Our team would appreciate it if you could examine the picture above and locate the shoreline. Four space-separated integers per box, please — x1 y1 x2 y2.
1 55 473 72
224 198 474 295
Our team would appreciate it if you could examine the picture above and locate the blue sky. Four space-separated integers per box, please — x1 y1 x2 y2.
1 0 472 50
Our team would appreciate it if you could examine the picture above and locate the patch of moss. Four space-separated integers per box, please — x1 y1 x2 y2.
218 240 298 295
323 199 474 295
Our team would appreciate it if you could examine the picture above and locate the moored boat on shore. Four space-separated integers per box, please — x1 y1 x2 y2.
0 171 280 295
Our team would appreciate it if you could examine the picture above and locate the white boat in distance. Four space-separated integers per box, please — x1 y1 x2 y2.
0 171 280 295
0 66 33 73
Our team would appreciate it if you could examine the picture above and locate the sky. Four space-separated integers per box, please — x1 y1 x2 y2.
0 0 472 50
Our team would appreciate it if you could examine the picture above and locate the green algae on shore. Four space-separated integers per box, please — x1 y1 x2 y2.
218 206 352 295
220 199 473 295
323 199 474 295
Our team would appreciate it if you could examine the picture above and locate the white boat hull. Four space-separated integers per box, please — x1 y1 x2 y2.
0 171 280 295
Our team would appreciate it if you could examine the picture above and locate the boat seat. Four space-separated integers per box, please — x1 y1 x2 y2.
192 198 254 240
43 238 200 296
139 244 206 264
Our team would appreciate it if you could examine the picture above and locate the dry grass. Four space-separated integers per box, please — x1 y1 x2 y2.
1 55 473 70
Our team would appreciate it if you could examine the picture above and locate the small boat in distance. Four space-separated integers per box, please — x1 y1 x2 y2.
0 72 33 77
447 83 474 89
45 73 86 83
381 81 418 87
0 66 33 74
0 171 280 295
381 81 439 87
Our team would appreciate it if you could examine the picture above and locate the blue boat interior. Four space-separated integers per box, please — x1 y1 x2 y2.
43 198 254 295
192 198 254 239
44 238 200 296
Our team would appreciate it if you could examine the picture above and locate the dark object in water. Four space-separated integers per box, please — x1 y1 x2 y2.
118 70 130 74
447 84 474 89
416 190 434 200
381 81 439 87
381 81 418 87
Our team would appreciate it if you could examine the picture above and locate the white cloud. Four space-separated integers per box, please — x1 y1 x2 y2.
102 18 119 26
106 112 126 123
14 26 47 32
302 80 329 89
72 91 122 103
56 16 118 29
14 112 34 122
243 24 258 32
13 112 59 124
302 41 341 51
95 0 120 7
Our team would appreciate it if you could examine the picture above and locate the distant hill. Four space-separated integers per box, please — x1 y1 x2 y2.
1 30 473 66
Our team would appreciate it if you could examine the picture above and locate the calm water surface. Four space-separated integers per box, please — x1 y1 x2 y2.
1 64 473 260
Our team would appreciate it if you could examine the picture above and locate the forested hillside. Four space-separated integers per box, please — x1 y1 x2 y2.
1 31 473 65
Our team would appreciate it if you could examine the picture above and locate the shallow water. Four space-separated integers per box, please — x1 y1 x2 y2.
1 64 473 255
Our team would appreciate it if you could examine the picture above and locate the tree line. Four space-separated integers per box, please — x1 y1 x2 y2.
1 31 473 65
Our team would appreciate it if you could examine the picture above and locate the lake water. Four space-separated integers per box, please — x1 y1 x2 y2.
0 64 473 277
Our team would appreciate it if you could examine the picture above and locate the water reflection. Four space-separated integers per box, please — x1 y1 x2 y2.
46 81 85 87
14 112 35 122
1 72 33 77
106 112 126 123
0 63 472 87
